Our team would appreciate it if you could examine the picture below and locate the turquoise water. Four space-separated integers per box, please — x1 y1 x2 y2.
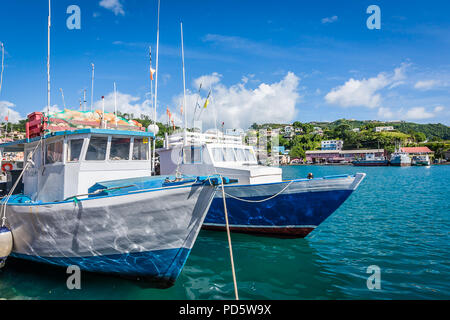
0 165 449 299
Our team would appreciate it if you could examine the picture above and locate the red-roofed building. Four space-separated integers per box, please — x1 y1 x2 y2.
401 147 434 156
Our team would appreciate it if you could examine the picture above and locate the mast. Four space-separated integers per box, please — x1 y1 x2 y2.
152 0 160 175
0 41 4 95
180 22 188 145
91 63 95 111
47 0 51 116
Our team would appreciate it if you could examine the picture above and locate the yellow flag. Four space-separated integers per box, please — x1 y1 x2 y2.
203 99 209 109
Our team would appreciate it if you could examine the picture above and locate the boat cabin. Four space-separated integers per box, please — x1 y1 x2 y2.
158 131 282 185
0 129 154 202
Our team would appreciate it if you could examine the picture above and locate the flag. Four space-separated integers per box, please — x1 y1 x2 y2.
180 105 183 115
5 110 8 122
203 90 211 109
171 119 175 130
150 67 156 81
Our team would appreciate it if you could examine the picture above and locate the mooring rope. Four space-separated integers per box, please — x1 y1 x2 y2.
223 179 294 203
1 137 43 227
220 175 239 300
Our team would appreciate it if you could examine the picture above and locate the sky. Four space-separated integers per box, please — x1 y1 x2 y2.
0 0 449 129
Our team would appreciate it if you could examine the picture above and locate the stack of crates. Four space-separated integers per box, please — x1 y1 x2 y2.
26 112 45 139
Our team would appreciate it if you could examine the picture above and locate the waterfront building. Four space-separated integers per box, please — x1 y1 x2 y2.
306 149 385 163
321 140 344 151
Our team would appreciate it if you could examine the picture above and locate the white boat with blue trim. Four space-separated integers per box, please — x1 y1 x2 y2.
158 130 366 238
0 126 233 287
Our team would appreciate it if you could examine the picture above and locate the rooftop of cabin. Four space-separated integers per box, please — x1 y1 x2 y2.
0 128 154 152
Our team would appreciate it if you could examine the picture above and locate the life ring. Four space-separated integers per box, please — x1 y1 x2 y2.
1 163 13 172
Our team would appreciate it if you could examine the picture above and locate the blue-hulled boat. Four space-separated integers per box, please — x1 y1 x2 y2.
158 130 366 238
0 127 233 287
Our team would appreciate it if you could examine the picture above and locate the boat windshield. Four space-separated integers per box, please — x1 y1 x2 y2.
86 137 108 161
68 139 84 162
210 146 256 163
45 140 63 164
132 138 149 160
110 138 131 161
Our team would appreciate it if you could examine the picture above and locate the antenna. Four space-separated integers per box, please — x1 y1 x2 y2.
83 89 87 111
0 42 4 95
114 82 118 126
180 22 188 144
91 63 95 111
101 96 105 128
59 88 66 108
47 0 51 116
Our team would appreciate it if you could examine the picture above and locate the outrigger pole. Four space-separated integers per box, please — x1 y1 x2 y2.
180 22 188 145
149 46 156 174
152 0 160 175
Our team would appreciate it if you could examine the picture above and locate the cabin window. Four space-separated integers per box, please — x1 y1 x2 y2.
110 138 131 161
45 140 63 164
244 149 257 162
132 138 149 160
224 148 236 162
234 148 246 162
212 147 225 162
85 137 108 161
183 146 202 164
67 139 84 162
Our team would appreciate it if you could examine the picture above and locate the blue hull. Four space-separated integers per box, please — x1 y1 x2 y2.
204 189 353 237
11 247 190 288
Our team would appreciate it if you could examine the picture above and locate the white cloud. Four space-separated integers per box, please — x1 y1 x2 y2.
194 72 222 90
99 0 125 16
176 72 301 130
414 80 440 90
325 64 408 108
0 101 22 123
93 92 152 118
43 105 62 114
377 107 395 119
321 16 338 24
434 105 444 112
404 107 434 120
378 106 438 121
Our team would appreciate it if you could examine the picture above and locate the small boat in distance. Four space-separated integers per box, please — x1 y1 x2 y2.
390 143 411 167
412 155 431 166
352 153 388 166
158 130 366 238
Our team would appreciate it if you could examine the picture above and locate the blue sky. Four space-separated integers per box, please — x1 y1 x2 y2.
0 0 449 128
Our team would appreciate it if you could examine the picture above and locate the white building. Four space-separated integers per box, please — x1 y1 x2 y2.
374 126 394 132
321 140 344 150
